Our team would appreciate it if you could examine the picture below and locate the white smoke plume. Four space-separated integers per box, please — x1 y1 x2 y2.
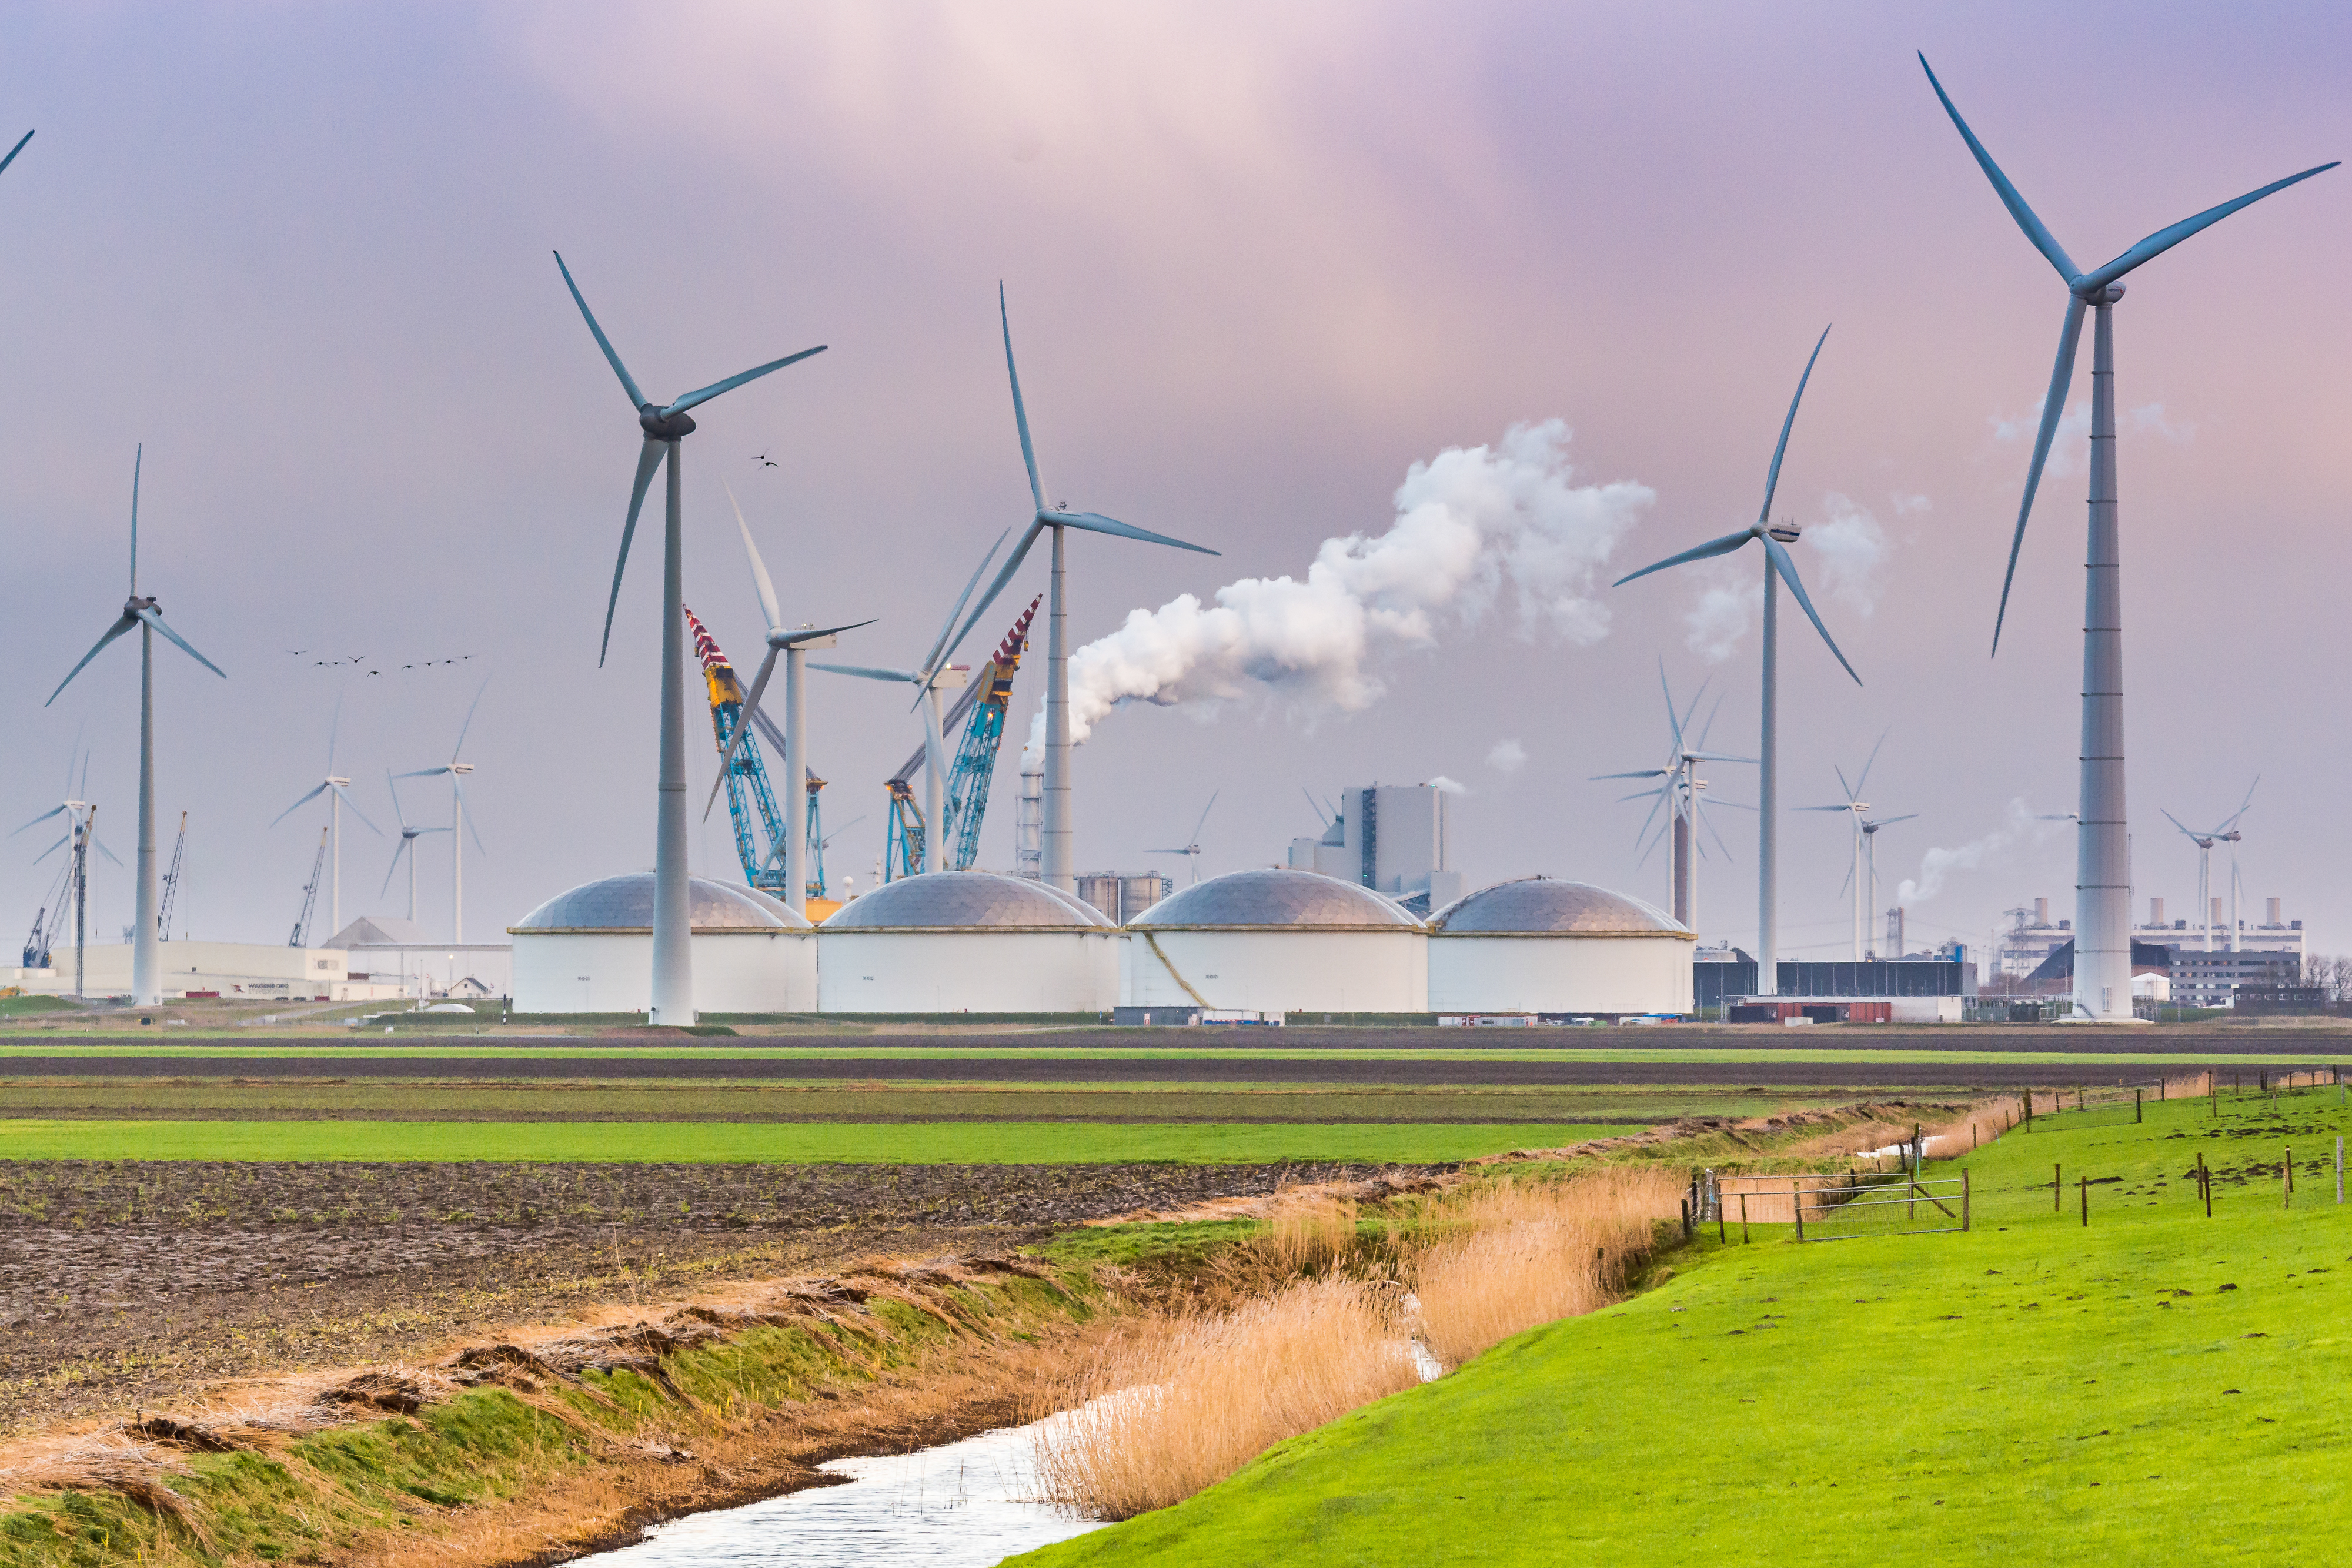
1679 489 1891 659
1896 798 2069 904
1486 738 1528 775
1429 774 1468 795
1020 420 1652 760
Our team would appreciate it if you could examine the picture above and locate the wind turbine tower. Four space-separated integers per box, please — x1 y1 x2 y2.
45 448 226 1007
397 681 488 944
1613 332 1860 991
554 253 827 1023
1920 55 2333 1020
1799 732 1915 961
2162 778 2256 955
273 698 380 939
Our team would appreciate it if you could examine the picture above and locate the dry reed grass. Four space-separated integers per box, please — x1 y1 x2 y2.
1249 1195 1359 1275
1408 1167 1685 1368
1030 1278 1418 1521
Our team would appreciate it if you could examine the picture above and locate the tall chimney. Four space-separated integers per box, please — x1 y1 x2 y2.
2033 896 2049 927
2149 896 2164 928
2211 895 2224 928
2267 897 2282 927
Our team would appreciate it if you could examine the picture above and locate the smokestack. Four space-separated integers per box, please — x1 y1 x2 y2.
2211 895 2224 928
2033 896 2049 927
2149 897 2164 928
2267 897 2281 927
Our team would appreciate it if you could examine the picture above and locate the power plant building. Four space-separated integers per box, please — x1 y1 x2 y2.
510 873 815 1015
1426 878 1693 1017
816 870 1118 1014
1122 868 1427 1014
1287 784 1466 916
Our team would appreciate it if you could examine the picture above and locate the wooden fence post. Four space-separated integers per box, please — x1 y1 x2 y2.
2337 1137 2343 1206
2201 1153 2213 1219
1962 1168 1972 1233
1792 1183 1805 1242
2136 1089 2143 1124
2054 1162 2062 1213
2284 1151 2293 1210
1741 1191 1751 1244
2080 1175 2089 1226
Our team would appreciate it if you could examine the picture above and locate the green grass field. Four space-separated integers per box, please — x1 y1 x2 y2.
0 1118 1634 1164
1014 1084 2352 1564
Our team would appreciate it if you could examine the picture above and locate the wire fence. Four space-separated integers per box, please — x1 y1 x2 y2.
1699 1168 1969 1242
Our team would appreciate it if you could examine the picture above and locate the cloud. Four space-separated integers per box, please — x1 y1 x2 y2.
1896 798 2070 904
1021 420 1653 759
1486 738 1527 775
1683 567 1759 663
1890 492 1932 518
1988 399 2194 479
2129 402 2194 443
1804 492 1891 616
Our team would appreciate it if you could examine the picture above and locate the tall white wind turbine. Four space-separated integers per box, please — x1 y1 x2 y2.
44 447 226 1007
2162 778 2256 954
396 680 488 944
271 696 381 939
703 482 874 918
1613 332 1860 992
1920 54 2333 1021
554 253 827 1022
1796 731 1915 959
943 287 1218 891
383 770 450 923
1595 664 1754 932
1151 793 1219 887
813 534 1013 875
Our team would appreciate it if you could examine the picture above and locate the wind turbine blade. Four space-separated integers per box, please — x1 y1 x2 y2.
782 618 878 646
2220 775 2260 832
1612 529 1752 589
1050 510 1219 556
935 519 1046 673
1618 785 1669 806
1757 325 1830 523
1872 813 1919 827
393 766 449 781
270 781 332 828
1000 283 1045 514
1917 55 2082 282
748 702 789 757
452 676 490 760
330 783 383 836
810 663 920 683
723 480 786 632
46 614 139 707
1795 805 1858 813
1592 769 1671 781
92 837 123 868
706 647 780 822
325 690 344 775
1685 751 1757 765
921 528 1010 678
552 252 649 410
601 437 666 667
1658 658 1684 751
662 345 828 419
9 805 66 838
1694 688 1727 751
1632 793 1671 867
1190 791 1218 844
1301 787 1330 828
1854 727 1890 797
1698 797 1739 862
1993 295 2088 655
381 835 410 898
386 768 410 831
0 129 31 178
1840 860 1854 897
1762 534 1860 685
33 833 69 864
128 444 141 593
450 774 486 855
2160 807 2199 838
2080 163 2340 292
1833 763 1855 801
137 607 226 680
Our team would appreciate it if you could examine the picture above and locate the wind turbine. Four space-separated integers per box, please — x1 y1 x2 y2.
270 696 381 940
396 680 487 944
813 533 1010 875
1595 664 1754 931
941 286 1218 891
2162 778 2256 955
1920 54 2334 1021
1612 331 1860 992
1150 792 1218 885
383 770 450 922
45 447 226 1006
1796 731 1916 960
554 252 827 1024
702 482 874 917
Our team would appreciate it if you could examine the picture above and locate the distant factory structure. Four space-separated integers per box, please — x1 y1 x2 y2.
1994 892 2304 1008
1287 784 1466 917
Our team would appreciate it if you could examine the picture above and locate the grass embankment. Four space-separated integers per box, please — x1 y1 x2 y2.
0 1120 1633 1164
1013 1085 2352 1565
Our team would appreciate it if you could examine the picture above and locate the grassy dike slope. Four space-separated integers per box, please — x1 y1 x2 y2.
1016 1088 2352 1566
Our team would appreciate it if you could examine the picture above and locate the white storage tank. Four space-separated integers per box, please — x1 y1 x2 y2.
817 870 1118 1014
509 874 816 1015
1122 868 1426 1015
1426 878 1692 1016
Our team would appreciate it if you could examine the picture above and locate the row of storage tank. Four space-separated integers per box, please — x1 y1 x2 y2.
509 868 1693 1017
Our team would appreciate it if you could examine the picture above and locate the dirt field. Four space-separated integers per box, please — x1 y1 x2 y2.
0 1158 1412 1437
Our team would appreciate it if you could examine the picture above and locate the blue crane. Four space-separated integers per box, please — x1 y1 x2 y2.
688 608 830 901
883 597 1039 882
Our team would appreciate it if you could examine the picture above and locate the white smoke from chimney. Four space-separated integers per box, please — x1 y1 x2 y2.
1897 798 2069 904
1020 420 1651 760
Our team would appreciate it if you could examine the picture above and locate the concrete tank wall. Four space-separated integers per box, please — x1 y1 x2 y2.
1426 934 1692 1015
1121 929 1428 1014
816 930 1118 1014
513 931 816 1015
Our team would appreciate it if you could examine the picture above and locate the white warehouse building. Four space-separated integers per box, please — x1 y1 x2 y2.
1427 878 1693 1017
510 873 814 1015
816 871 1118 1015
1122 868 1427 1015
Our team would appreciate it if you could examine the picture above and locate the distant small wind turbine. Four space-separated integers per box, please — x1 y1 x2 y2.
1151 793 1218 885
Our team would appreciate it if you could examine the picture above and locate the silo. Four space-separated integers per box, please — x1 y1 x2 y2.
817 870 1118 1014
510 873 816 1015
1121 868 1426 1015
1426 878 1692 1016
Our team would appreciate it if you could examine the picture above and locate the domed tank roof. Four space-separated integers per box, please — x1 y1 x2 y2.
510 874 813 934
819 870 1115 931
1429 878 1688 937
1129 868 1422 931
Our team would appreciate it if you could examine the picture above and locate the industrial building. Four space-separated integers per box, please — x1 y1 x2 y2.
510 873 815 1015
1426 878 1692 1017
1122 867 1428 1014
1074 871 1171 924
1998 893 2304 984
815 870 1117 1014
1287 784 1466 916
324 916 513 1000
3 940 364 1002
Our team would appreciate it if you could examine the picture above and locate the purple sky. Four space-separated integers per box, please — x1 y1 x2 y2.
1 1 2346 964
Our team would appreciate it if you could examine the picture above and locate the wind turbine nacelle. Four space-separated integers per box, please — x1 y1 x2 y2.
1767 521 1802 543
638 407 698 440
